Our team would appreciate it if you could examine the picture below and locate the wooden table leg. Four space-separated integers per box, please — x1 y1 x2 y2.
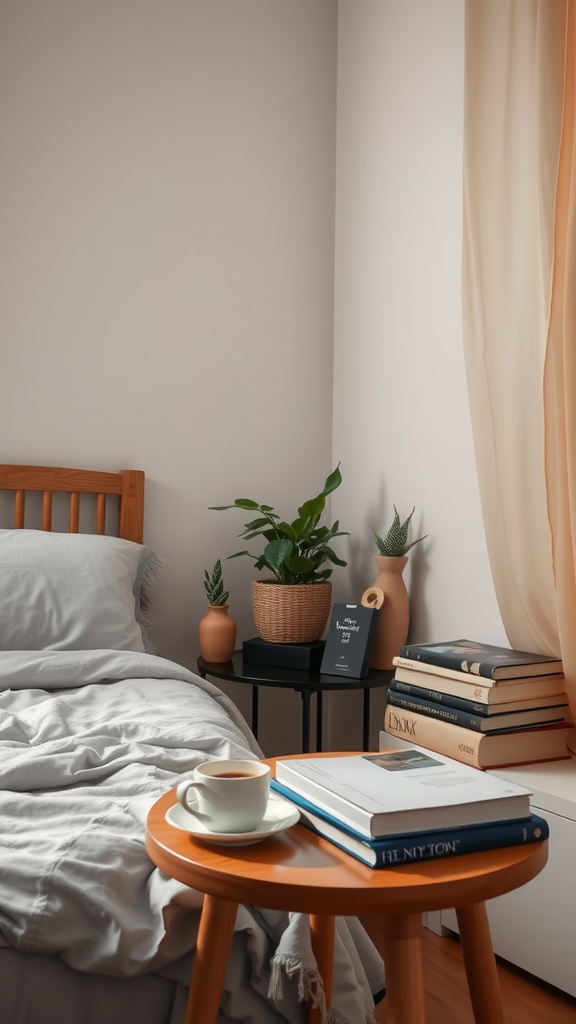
379 912 427 1024
456 902 505 1024
308 914 335 1024
184 894 238 1024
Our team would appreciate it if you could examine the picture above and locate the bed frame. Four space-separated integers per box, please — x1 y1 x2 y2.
0 465 145 543
0 464 183 1024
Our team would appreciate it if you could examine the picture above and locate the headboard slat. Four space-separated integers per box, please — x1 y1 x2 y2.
96 493 106 535
69 492 80 533
14 490 25 529
42 491 53 531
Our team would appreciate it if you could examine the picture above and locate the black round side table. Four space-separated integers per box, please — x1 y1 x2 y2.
197 651 393 753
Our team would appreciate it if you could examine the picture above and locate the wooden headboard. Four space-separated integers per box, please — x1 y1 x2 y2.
0 465 145 543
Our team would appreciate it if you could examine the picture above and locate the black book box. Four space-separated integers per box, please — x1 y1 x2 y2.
242 637 326 671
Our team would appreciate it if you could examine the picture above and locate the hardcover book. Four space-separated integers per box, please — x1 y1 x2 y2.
386 689 571 733
389 676 569 715
274 749 532 839
320 604 379 679
398 639 563 680
270 780 549 868
393 659 567 703
383 705 572 769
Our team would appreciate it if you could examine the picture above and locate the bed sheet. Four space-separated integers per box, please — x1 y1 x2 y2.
0 946 179 1024
0 650 384 1024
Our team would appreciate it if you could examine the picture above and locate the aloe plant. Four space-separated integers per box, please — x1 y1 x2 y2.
203 559 229 605
210 465 348 585
374 506 427 557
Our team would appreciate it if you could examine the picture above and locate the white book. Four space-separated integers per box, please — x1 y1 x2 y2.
275 750 533 839
270 780 549 869
393 657 566 702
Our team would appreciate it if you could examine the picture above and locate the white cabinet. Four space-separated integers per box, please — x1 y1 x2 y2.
441 757 576 997
378 731 576 995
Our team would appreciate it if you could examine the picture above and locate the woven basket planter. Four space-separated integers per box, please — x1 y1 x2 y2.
252 580 332 644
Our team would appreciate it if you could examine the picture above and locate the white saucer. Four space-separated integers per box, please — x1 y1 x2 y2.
165 792 300 846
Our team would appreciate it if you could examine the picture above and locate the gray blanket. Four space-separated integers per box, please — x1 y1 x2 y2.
0 650 384 1023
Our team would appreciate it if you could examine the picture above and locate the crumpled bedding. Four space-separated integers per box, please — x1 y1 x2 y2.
0 650 384 1024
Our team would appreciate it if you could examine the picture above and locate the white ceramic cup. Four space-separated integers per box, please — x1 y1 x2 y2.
176 759 271 833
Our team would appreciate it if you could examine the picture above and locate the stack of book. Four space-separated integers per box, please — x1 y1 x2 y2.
271 750 549 868
383 638 572 769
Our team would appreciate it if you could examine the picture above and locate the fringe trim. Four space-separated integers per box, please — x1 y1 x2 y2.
269 953 377 1024
327 1010 352 1024
269 954 327 1020
139 552 164 613
138 552 164 655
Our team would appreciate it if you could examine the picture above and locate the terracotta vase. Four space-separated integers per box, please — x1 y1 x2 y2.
368 555 410 670
198 604 237 663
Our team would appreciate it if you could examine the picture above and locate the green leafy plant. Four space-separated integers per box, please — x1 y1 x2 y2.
210 465 348 585
203 559 229 606
374 506 427 557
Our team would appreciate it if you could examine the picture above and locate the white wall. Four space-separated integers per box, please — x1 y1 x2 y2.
0 0 507 755
330 0 507 748
0 0 337 754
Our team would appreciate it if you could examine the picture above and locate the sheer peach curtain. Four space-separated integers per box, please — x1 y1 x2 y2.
462 0 576 748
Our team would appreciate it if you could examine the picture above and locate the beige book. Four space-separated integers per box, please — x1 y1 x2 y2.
393 658 566 705
383 705 572 769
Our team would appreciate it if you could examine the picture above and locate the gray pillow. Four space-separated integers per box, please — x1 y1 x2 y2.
0 530 161 652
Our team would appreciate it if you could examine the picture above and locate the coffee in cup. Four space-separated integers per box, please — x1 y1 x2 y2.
176 759 270 833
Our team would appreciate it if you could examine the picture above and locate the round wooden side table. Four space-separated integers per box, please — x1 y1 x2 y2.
145 756 548 1024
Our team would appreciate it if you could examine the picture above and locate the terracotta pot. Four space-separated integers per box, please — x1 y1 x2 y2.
198 604 237 663
368 555 410 670
252 580 332 644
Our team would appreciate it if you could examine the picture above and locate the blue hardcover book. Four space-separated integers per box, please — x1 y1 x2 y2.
386 688 570 733
398 639 562 680
271 779 549 869
389 677 569 716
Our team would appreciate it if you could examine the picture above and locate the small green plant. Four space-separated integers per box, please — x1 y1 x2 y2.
374 506 427 557
209 465 348 585
203 559 229 606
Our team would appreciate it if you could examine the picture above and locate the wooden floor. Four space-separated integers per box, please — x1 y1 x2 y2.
370 925 576 1024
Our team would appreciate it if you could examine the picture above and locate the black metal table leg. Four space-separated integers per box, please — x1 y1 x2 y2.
301 690 311 753
197 654 391 757
362 689 371 750
252 685 259 740
316 691 323 752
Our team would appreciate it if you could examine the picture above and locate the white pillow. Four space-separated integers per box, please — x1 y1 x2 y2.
0 530 161 652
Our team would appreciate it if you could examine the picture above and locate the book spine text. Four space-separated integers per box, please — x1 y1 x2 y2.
384 705 482 767
387 690 486 730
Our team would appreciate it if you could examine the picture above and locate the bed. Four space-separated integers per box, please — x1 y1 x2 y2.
0 464 384 1024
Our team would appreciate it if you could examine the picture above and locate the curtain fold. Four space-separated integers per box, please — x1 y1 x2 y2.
543 2 576 748
463 0 576 743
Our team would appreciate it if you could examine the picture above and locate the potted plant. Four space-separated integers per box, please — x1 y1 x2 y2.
367 506 427 670
373 506 427 557
198 559 237 663
210 466 348 643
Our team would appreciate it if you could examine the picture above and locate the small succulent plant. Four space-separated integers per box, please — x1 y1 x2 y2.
374 506 427 557
203 559 229 606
